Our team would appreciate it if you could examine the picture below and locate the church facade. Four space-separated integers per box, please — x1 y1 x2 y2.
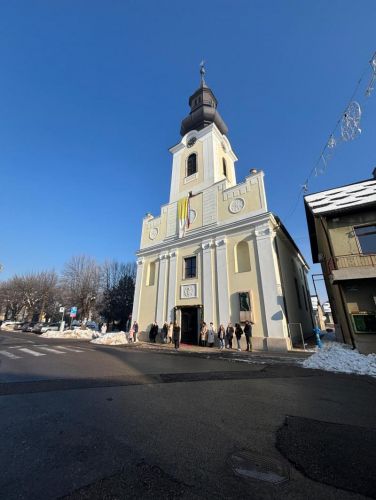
132 71 313 351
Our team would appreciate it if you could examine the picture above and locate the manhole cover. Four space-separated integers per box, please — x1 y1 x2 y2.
228 450 290 485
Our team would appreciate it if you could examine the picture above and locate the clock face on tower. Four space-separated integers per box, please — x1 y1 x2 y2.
187 137 197 148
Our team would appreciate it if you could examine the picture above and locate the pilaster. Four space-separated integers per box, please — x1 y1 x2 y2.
201 239 215 324
255 223 290 351
166 249 178 322
132 257 145 323
215 237 230 327
156 252 169 325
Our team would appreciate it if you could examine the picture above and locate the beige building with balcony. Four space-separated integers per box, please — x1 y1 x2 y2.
132 71 313 351
305 170 376 354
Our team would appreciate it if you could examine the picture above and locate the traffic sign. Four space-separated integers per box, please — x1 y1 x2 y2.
59 307 65 313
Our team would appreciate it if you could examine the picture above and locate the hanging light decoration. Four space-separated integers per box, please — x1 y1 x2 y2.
365 52 376 97
341 101 362 141
327 134 336 149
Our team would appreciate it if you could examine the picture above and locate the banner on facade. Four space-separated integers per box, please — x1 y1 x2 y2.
178 196 190 238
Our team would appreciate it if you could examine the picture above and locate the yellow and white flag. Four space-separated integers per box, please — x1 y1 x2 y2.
178 197 190 238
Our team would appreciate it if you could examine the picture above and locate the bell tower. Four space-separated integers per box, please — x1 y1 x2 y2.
169 63 238 203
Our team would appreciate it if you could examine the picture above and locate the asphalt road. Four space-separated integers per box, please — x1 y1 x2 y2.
0 331 375 499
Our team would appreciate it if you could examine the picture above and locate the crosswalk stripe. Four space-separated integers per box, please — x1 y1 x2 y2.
18 348 46 357
36 346 66 354
55 346 84 353
0 350 21 359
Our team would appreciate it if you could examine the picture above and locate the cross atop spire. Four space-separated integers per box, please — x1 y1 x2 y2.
200 60 206 86
180 64 228 137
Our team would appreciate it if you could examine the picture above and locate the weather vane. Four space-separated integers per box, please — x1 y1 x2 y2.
200 60 206 85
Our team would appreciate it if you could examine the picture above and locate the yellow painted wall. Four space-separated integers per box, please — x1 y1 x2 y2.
175 244 202 306
328 211 376 256
140 210 168 249
215 143 235 184
314 217 354 346
186 193 203 232
344 280 376 313
178 140 204 192
138 256 159 330
218 177 265 223
275 230 313 336
225 233 265 339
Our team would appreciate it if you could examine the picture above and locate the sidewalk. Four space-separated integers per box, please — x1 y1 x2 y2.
118 339 313 361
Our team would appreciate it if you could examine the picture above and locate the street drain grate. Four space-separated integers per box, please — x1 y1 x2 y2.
229 450 290 485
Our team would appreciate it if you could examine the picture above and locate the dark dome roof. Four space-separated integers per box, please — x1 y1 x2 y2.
180 82 228 137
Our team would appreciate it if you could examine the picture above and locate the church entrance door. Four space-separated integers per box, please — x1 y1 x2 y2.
180 307 199 344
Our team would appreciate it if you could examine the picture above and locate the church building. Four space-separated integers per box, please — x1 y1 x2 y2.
132 67 313 351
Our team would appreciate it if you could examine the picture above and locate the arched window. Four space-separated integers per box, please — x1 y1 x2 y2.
222 158 227 177
235 241 251 273
187 153 197 177
147 262 156 286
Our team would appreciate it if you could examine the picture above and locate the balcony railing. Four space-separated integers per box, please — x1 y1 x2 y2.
327 254 376 272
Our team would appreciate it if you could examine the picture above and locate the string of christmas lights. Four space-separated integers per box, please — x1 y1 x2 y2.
285 50 376 220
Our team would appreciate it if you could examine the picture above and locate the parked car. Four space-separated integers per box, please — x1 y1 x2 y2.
22 322 36 332
14 322 28 331
1 321 19 331
32 323 48 334
40 323 60 334
86 321 98 331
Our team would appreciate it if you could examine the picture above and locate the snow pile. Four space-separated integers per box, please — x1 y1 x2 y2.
41 329 95 339
91 331 128 345
302 342 376 377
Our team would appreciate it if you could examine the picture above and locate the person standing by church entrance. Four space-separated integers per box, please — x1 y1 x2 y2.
226 323 234 349
168 322 173 344
244 320 253 352
207 322 215 347
200 322 208 347
132 321 139 342
173 321 181 350
218 324 225 349
149 322 158 343
161 322 168 343
235 323 243 351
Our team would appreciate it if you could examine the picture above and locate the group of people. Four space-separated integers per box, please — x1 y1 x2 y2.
149 321 180 347
125 316 139 343
200 321 253 351
146 319 253 352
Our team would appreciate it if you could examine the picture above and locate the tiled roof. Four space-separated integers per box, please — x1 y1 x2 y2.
305 179 376 215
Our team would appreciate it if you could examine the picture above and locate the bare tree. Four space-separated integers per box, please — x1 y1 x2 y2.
61 255 101 320
0 271 59 321
99 260 136 329
0 278 26 319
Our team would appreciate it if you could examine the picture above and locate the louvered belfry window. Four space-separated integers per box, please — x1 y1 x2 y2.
187 154 197 177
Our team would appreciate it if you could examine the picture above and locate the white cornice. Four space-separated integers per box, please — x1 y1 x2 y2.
169 123 238 161
137 212 277 258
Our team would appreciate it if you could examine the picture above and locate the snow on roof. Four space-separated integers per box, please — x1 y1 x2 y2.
305 179 376 215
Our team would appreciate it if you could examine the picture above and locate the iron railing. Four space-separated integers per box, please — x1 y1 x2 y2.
327 253 376 272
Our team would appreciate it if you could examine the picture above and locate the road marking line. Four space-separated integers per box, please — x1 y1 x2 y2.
0 350 21 359
9 346 24 349
18 348 46 356
37 346 66 354
55 346 84 353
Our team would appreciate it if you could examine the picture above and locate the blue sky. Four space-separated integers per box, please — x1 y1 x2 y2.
0 0 375 301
